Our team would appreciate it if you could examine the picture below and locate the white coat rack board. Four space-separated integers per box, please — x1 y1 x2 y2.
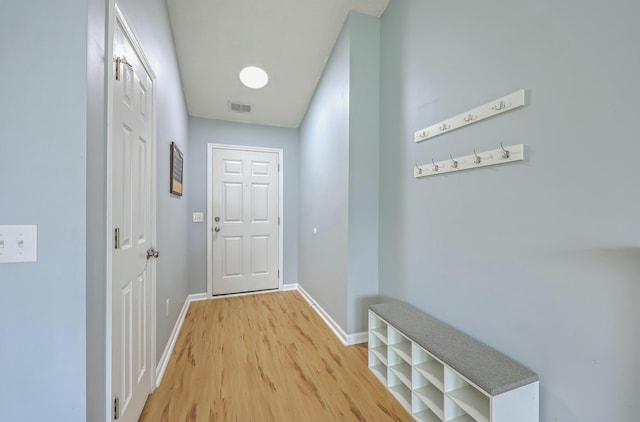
413 89 527 178
414 90 525 143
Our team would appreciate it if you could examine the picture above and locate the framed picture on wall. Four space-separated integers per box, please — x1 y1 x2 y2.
170 141 184 196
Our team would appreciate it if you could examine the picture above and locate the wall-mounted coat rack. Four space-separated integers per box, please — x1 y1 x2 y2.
414 144 524 178
414 90 526 143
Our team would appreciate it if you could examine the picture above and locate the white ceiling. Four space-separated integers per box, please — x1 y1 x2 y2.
167 0 390 128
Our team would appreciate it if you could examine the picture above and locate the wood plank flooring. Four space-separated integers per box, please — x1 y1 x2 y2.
140 291 412 421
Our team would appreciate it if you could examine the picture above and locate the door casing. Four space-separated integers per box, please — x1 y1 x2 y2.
105 3 158 420
207 144 284 296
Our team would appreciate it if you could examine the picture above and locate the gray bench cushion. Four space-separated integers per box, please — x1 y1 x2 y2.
370 301 538 396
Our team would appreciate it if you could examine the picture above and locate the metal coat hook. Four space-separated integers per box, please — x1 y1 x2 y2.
414 144 524 178
463 113 476 122
449 154 458 168
492 101 506 111
473 148 481 164
500 142 510 159
420 130 429 138
439 123 450 131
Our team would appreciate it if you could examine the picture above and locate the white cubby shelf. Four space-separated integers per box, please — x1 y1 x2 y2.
368 303 539 422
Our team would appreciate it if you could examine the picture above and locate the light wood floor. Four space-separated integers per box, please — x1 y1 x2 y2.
140 290 412 421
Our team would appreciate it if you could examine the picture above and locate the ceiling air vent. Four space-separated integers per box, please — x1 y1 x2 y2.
228 101 252 113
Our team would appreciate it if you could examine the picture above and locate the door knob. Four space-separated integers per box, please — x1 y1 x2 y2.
146 248 160 259
214 226 221 233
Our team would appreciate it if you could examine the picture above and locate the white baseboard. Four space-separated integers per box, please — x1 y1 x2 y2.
155 292 207 387
282 283 298 291
297 285 367 346
347 331 368 344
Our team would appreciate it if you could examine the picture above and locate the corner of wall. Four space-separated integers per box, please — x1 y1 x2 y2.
346 12 381 334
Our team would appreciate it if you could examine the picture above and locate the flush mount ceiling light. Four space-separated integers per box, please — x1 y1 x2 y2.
239 66 269 89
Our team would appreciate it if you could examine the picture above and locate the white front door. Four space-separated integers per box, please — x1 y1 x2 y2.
210 147 280 295
110 13 155 422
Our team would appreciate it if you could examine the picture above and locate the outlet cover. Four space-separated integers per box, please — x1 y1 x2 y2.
192 212 204 223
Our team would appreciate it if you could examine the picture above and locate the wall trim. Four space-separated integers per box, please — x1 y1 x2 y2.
155 293 207 387
348 331 369 344
297 285 367 346
282 283 298 291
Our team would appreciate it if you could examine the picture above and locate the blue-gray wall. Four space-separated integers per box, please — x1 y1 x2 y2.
187 117 300 294
0 1 89 420
2 1 189 420
299 16 351 331
87 0 108 419
299 12 380 334
379 1 640 421
346 13 380 333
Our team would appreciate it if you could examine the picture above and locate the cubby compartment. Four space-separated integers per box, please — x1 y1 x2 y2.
368 312 388 344
389 381 412 411
413 345 445 392
412 400 442 422
388 326 412 363
446 385 490 422
414 384 444 420
442 368 490 422
369 332 387 364
369 345 388 365
368 352 387 385
444 396 476 422
388 349 412 389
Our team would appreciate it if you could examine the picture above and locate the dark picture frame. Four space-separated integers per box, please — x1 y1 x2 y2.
170 141 184 196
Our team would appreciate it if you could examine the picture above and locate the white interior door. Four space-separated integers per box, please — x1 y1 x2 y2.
110 14 155 422
210 147 280 295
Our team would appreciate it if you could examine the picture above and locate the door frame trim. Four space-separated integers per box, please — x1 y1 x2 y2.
206 143 284 296
105 3 158 420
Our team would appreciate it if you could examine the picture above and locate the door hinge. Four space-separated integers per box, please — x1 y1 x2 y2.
278 217 280 225
278 163 280 172
278 270 280 279
114 228 120 249
114 396 120 420
115 57 122 81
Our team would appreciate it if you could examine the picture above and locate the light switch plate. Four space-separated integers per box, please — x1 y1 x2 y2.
192 212 204 223
0 225 38 263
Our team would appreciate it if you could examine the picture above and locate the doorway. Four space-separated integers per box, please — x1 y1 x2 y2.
207 145 283 295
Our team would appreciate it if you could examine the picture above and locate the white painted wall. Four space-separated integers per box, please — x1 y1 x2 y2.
378 1 640 421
